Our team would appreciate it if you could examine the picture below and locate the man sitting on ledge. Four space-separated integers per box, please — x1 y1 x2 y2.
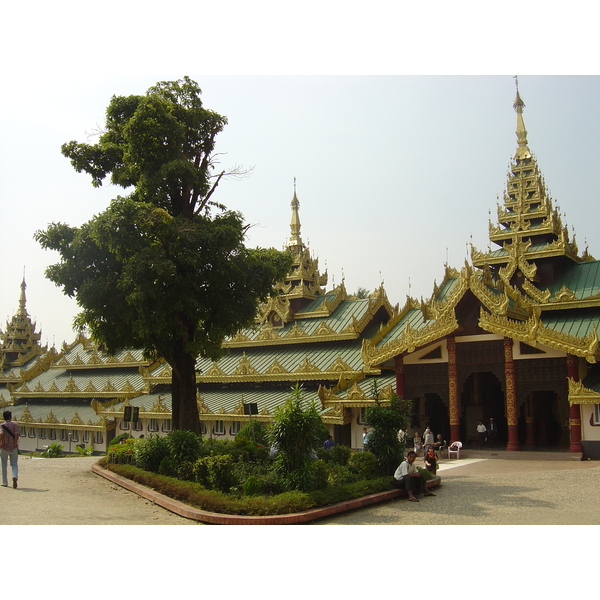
393 450 436 503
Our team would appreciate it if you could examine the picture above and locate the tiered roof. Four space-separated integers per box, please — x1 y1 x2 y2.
363 85 600 371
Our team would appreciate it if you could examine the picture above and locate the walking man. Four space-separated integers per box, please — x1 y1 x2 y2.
0 410 19 488
477 419 487 449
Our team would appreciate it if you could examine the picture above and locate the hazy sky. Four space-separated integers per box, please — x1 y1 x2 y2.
1 5 598 353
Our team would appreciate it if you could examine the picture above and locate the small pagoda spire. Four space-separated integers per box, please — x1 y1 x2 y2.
288 177 304 251
513 76 531 160
18 269 28 317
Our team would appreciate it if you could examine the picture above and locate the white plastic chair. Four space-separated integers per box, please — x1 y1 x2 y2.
447 441 462 459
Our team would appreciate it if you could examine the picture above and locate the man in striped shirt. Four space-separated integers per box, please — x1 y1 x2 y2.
0 410 19 488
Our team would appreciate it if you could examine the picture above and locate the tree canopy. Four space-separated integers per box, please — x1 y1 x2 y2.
36 77 293 432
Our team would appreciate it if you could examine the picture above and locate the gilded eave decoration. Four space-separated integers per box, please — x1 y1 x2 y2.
222 284 395 350
16 404 110 431
568 378 600 405
478 307 599 363
363 268 467 367
12 376 143 400
194 352 373 384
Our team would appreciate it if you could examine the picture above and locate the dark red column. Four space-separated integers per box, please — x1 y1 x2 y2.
567 354 583 453
394 356 405 398
447 337 460 443
504 337 520 451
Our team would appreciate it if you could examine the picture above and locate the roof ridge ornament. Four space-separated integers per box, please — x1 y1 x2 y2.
513 76 530 160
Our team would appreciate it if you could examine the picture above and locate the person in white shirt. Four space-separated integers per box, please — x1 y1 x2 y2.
393 451 436 502
477 420 487 448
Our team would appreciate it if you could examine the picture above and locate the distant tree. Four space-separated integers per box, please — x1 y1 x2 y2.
36 77 293 433
356 287 370 299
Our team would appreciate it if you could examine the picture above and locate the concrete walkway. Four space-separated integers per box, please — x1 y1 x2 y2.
2 451 599 525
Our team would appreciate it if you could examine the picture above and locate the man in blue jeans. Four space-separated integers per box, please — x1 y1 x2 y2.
0 410 19 489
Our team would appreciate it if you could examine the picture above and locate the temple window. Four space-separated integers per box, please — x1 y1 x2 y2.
213 420 225 435
593 405 600 425
48 429 56 440
162 419 172 433
71 431 79 442
120 420 130 430
230 421 241 435
94 431 103 444
28 428 36 438
39 429 47 439
60 429 68 441
148 419 158 432
133 420 143 431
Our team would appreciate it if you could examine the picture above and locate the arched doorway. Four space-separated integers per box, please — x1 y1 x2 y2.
424 393 449 444
460 371 506 448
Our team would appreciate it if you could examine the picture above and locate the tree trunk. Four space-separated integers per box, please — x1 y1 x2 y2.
169 343 201 434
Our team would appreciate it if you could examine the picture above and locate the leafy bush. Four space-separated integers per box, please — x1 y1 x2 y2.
75 445 94 456
348 451 379 479
236 421 268 445
108 432 131 447
317 444 351 465
326 464 360 485
194 454 237 493
107 438 137 464
133 434 170 472
166 429 203 466
364 384 412 475
41 443 63 458
268 384 325 491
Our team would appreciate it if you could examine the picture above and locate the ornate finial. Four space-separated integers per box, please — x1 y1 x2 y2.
18 271 28 317
288 179 303 250
512 76 530 159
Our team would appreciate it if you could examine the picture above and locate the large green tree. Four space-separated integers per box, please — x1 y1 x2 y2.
36 77 292 433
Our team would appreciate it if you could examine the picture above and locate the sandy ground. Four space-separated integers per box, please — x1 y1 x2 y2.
2 451 599 525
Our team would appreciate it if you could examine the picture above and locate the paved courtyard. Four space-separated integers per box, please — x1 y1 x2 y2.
2 451 598 525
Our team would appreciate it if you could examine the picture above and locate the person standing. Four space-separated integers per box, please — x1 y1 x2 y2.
423 426 434 450
362 427 371 452
477 420 487 449
488 418 497 447
0 410 19 488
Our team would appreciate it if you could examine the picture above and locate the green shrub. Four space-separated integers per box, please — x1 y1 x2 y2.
194 454 237 493
236 421 268 445
326 464 360 485
108 432 130 447
166 429 203 465
317 444 351 465
134 434 170 472
75 444 94 456
107 438 137 464
41 443 63 458
268 384 325 491
348 451 379 479
364 384 412 475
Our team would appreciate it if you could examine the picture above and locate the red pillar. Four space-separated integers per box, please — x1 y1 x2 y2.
395 356 405 398
504 337 520 451
447 337 460 443
567 354 583 453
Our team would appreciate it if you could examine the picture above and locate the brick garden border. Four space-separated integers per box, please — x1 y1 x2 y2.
92 463 440 525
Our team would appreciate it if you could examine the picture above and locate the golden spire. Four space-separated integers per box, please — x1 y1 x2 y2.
287 177 303 251
18 270 28 317
513 76 531 160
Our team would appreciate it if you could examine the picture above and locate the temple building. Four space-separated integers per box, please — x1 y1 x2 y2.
362 84 600 456
4 186 399 452
3 83 600 457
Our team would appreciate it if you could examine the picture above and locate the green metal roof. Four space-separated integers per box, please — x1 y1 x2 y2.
545 260 600 300
541 309 600 339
